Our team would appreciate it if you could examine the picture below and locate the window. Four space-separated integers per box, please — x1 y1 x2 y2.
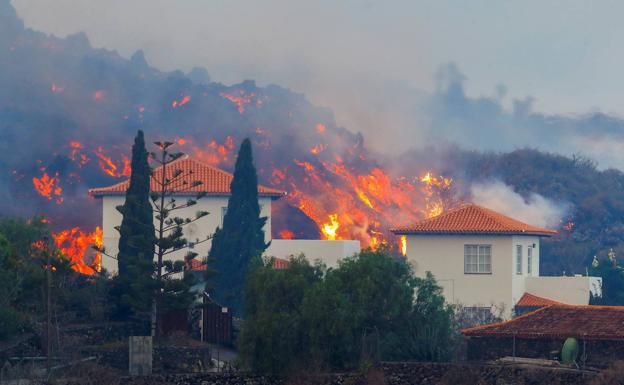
464 244 491 274
527 247 533 275
516 245 523 275
221 207 228 226
464 307 493 323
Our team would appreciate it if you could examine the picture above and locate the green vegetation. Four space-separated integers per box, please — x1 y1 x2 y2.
209 138 269 315
0 217 108 341
238 248 455 373
589 250 624 305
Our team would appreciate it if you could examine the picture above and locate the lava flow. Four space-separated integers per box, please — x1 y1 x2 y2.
52 226 103 275
33 171 63 204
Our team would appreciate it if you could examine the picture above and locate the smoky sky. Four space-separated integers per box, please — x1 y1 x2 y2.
11 0 624 168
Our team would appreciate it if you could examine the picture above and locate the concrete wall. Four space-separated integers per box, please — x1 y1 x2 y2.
526 276 602 305
405 234 516 316
265 239 361 268
100 195 273 274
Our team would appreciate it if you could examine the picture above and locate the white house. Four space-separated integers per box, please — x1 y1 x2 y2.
391 204 601 319
89 156 359 274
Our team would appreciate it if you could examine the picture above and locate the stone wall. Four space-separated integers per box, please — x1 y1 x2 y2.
82 345 212 374
114 362 595 385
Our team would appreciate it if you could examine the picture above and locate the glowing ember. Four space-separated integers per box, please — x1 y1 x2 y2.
172 95 191 109
94 147 131 177
33 172 63 204
310 144 327 155
50 83 64 93
192 136 235 166
52 226 103 275
219 90 264 114
68 141 89 166
93 90 105 101
316 123 326 134
279 230 295 239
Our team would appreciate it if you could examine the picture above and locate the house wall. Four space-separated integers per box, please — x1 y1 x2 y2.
265 239 361 268
100 195 273 274
511 236 541 307
405 234 515 317
525 276 602 305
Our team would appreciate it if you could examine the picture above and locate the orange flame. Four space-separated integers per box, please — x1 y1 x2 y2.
192 136 235 166
172 95 191 109
279 230 295 239
52 226 103 275
68 141 89 166
321 214 340 240
219 90 264 114
400 235 407 256
33 172 63 204
94 147 131 177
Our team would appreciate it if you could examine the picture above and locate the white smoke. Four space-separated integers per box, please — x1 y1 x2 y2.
470 181 567 228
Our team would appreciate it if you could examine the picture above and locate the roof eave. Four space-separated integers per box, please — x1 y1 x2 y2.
390 230 557 237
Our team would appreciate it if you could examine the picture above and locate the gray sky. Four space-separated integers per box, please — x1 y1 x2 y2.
11 0 624 153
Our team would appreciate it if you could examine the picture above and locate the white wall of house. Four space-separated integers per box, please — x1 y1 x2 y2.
265 239 361 268
526 276 602 305
100 194 273 274
406 234 513 317
405 234 545 318
511 235 541 307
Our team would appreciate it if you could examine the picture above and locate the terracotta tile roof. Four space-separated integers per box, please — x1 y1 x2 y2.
516 293 564 307
88 156 286 198
462 304 624 340
190 257 289 271
390 204 557 236
272 257 290 270
190 259 208 271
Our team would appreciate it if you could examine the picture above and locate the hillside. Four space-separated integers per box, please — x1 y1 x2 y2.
1 0 624 275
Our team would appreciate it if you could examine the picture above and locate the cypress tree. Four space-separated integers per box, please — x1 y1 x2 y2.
111 130 155 322
209 138 268 315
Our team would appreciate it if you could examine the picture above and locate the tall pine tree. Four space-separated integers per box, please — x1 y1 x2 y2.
209 138 268 315
110 130 155 324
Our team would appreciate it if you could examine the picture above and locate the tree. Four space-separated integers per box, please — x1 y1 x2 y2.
149 141 210 340
98 134 211 339
209 138 269 315
109 130 156 324
589 249 624 305
238 255 323 373
238 248 456 373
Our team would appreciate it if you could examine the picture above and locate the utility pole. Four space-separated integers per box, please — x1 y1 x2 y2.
45 236 52 374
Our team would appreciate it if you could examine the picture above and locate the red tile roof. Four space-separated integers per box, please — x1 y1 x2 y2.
272 257 290 270
88 156 285 198
390 204 557 236
190 257 289 271
463 304 624 340
516 293 563 307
